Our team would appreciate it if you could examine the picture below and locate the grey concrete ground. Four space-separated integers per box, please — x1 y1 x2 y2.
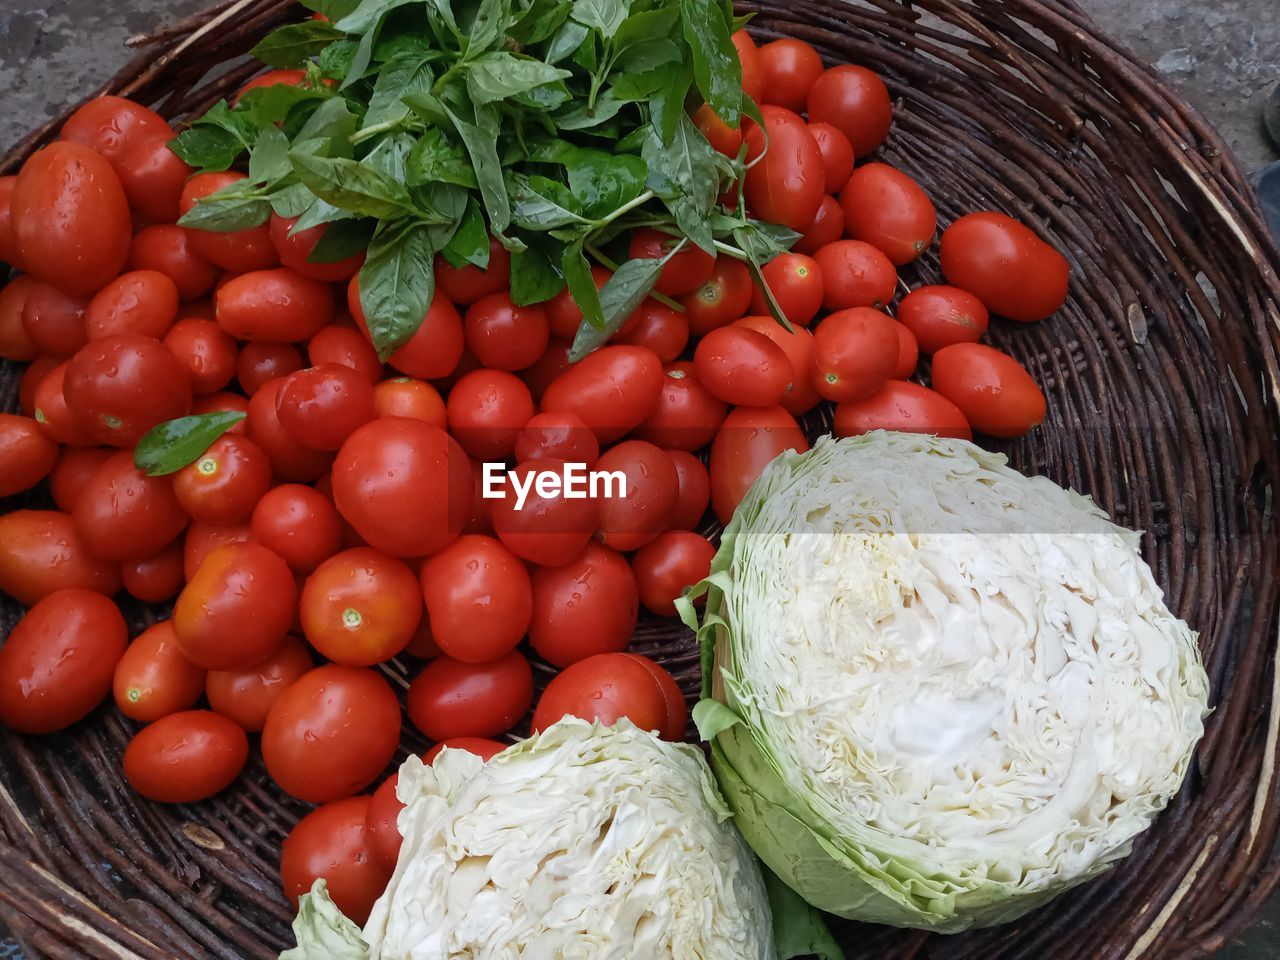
0 0 1277 957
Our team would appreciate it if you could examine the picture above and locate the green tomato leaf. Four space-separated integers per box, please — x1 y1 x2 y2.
561 237 604 329
569 253 664 359
464 52 573 106
362 52 435 131
291 151 416 219
358 220 437 359
510 241 565 305
441 199 490 268
250 20 344 69
133 412 247 477
570 0 630 37
679 0 741 122
306 217 376 263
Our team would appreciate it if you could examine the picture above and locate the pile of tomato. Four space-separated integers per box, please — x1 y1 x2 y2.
0 26 1068 926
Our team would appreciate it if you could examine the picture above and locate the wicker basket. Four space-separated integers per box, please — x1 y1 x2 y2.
2 0 1279 957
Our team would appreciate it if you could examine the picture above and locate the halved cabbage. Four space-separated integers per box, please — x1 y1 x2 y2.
685 431 1210 933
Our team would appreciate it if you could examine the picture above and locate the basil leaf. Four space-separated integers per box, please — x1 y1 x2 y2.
364 132 414 182
614 7 678 48
295 196 353 231
250 20 343 69
407 128 479 188
570 254 663 359
177 181 271 232
545 20 588 63
248 126 293 183
236 83 329 129
464 53 572 106
362 53 435 132
269 182 317 218
733 226 794 332
613 37 681 73
296 97 359 145
509 174 590 229
570 0 630 37
169 126 243 173
510 242 565 305
298 0 360 19
561 238 604 328
307 217 376 263
335 0 415 34
358 221 437 359
554 91 627 130
679 0 741 121
443 102 510 234
291 151 416 218
318 38 359 80
648 59 693 143
510 0 571 45
441 199 490 268
134 413 247 477
566 151 646 220
463 0 509 56
643 117 717 253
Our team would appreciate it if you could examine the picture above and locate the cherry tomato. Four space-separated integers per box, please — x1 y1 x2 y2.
113 621 206 723
21 282 89 357
833 379 972 440
794 194 846 255
18 356 57 419
47 448 110 513
435 237 510 304
546 267 610 339
180 173 278 273
72 451 188 561
807 65 893 157
421 535 531 663
732 30 766 103
182 520 252 581
514 411 599 467
461 293 547 371
629 228 715 297
893 323 918 379
489 458 600 566
268 214 365 282
217 268 334 342
60 96 171 161
930 343 1047 437
624 654 688 741
234 69 308 105
308 325 382 383
759 38 825 112
128 225 219 300
447 369 536 460
191 391 250 428
808 122 855 194
423 737 507 763
123 710 248 804
299 547 420 665
206 635 313 732
810 307 899 403
613 299 688 363
32 361 90 446
0 413 58 497
115 131 190 224
520 337 573 402
939 212 1070 322
541 345 663 444
596 441 680 551
406 651 533 741
631 530 715 616
281 797 391 925
246 376 333 481
251 484 342 573
121 541 185 603
693 326 793 407
0 176 17 267
0 277 38 361
529 541 638 667
332 417 472 558
693 103 742 156
64 334 192 446
813 240 897 311
163 319 237 395
749 252 824 327
276 363 377 451
634 362 727 451
174 542 297 670
349 280 464 379
710 406 809 523
0 511 121 604
743 106 825 230
531 653 668 734
365 773 406 869
238 341 303 396
666 450 711 530
172 434 273 522
840 163 937 265
12 142 131 295
373 377 446 428
680 258 753 336
897 285 989 354
732 315 821 416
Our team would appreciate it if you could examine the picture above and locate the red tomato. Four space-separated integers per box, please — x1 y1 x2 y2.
0 176 17 267
373 377 446 428
520 337 573 401
813 240 897 311
709 406 809 523
421 535 531 662
541 345 663 444
808 122 855 194
807 65 893 157
164 319 237 395
622 654 687 741
634 362 727 451
666 450 711 530
263 665 401 803
217 268 335 342
60 96 171 161
182 520 252 581
529 541 638 666
489 458 600 566
793 195 846 255
0 511 121 605
21 282 89 357
407 651 533 741
238 341 303 396
0 589 127 734
465 458 494 537
749 252 824 327
282 797 391 925
277 364 377 451
179 173 278 273
840 163 937 265
693 326 793 407
120 541 185 603
894 323 918 379
0 277 38 361
732 315 821 416
191 391 250 428
19 356 58 419
463 293 549 371
435 237 510 304
613 299 688 363
681 258 753 336
174 542 297 670
515 411 599 467
301 547 422 666
833 380 972 440
760 39 825 112
172 434 272 523
939 212 1070 322
205 635 313 732
632 531 716 617
743 106 825 230
930 343 1047 437
11 142 131 295
546 267 610 339
128 225 219 300
349 280 464 380
0 413 58 497
246 376 334 481
365 774 406 869
251 484 343 573
447 369 536 460
732 30 766 103
73 451 188 561
124 710 248 803
693 103 742 157
32 361 89 445
308 325 382 382
897 285 989 354
531 653 667 734
810 307 899 402
64 334 192 446
332 417 472 558
423 737 507 763
115 132 190 224
113 621 206 723
268 214 365 282
594 441 679 551
629 228 716 297
234 69 308 105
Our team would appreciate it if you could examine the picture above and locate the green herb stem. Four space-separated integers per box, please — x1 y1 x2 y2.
585 241 685 313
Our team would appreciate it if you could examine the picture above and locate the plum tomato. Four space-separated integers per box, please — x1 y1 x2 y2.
632 530 716 616
191 391 250 427
749 252 824 327
64 334 192 446
732 315 821 416
743 106 825 230
0 413 58 497
115 131 190 224
810 307 900 403
760 38 825 112
124 710 248 804
939 212 1070 322
308 325 382 383
540 344 663 444
594 441 679 552
206 635 313 732
73 450 189 562
179 173 278 273
0 588 127 734
238 341 303 396
246 376 334 482
623 654 687 741
216 268 335 342
281 797 391 925
435 237 510 304
0 510 122 604
693 326 793 407
546 267 610 339
251 484 343 574
128 225 219 300
463 293 549 371
120 541 185 603
32 361 90 446
423 737 507 764
841 163 937 265
666 450 711 530
276 363 377 451
406 651 533 741
520 337 573 402
894 323 919 379
349 280 464 380
806 64 893 157
421 535 531 663
612 299 688 364
808 122 855 194
172 434 273 523
514 411 599 467
531 653 668 735
680 258 753 336
0 277 37 361
733 30 766 103
489 458 600 566
633 362 727 451
693 103 742 157
365 773 406 870
18 356 57 419
930 342 1047 438
182 520 252 581
113 621 206 723
794 194 846 256
896 284 990 354
300 547 422 666
833 379 972 440
268 214 365 282
812 240 897 311
60 96 172 161
528 541 638 667
373 377 446 428
709 406 809 523
0 176 17 267
447 369 536 461
21 282 89 357
629 227 716 297
164 319 238 395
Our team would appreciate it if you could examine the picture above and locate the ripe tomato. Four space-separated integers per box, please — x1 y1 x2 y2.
422 535 531 662
693 103 742 157
732 315 821 416
807 65 893 157
465 461 494 537
18 356 57 419
624 654 687 741
811 307 899 402
666 450 711 530
631 531 716 616
238 341 303 396
179 173 278 273
520 337 573 401
120 541 185 603
709 406 809 523
234 69 308 104
629 228 715 297
128 225 219 300
307 325 381 383
750 252 824 326
60 96 171 160
32 361 90 445
0 511 122 604
11 142 131 295
897 285 989 354
693 326 793 406
529 541 638 666
795 195 846 256
463 293 548 371
514 411 598 467
0 413 58 497
365 774 406 869
833 380 972 440
115 131 190 224
301 547 421 666
281 797 391 925
743 106 825 230
123 710 248 804
73 451 188 561
206 635 313 732
0 589 126 734
113 621 206 723
191 391 250 427
48 442 113 510
172 434 273 522
930 343 1047 437
406 651 533 741
680 258 753 336
0 176 17 267
0 277 38 361
894 323 918 379
634 362 727 451
546 267 610 339
423 737 507 763
349 280 464 380
264 665 401 803
21 282 88 357
182 520 252 580
164 319 238 395
760 39 825 112
332 417 472 558
277 363 377 451
813 240 897 311
447 369 536 460
613 299 688 363
174 542 297 670
541 345 664 444
490 458 600 566
268 214 365 282
251 484 342 573
246 376 333 481
531 653 668 735
64 334 192 446
373 377 446 428
939 212 1070 322
217 268 335 342
435 237 510 304
808 122 855 194
594 441 679 551
841 163 937 265
732 30 766 103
